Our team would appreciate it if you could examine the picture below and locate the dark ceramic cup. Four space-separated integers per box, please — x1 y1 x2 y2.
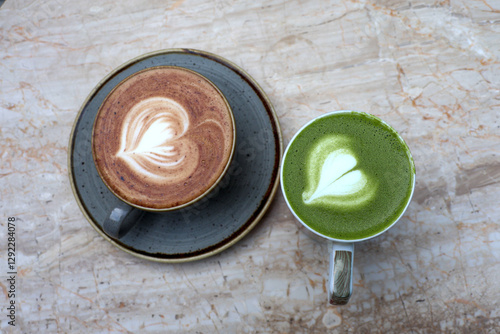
91 66 236 239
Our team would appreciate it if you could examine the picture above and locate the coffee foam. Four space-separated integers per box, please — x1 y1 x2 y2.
302 135 377 209
92 67 234 210
116 97 197 182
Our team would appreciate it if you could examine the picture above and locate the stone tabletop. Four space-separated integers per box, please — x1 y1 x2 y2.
1 0 499 332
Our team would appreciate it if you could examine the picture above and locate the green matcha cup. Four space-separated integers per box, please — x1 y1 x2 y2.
281 110 416 305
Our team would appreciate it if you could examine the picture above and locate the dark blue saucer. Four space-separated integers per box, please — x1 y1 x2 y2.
68 49 283 262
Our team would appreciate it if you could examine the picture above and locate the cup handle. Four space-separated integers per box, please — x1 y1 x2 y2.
328 241 354 305
102 202 145 239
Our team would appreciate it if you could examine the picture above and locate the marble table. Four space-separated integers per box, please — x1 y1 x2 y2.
1 0 499 332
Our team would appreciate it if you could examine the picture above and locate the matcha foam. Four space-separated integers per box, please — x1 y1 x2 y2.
302 137 377 208
282 112 415 240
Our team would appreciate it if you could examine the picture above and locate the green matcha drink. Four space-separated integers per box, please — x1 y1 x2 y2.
282 111 415 240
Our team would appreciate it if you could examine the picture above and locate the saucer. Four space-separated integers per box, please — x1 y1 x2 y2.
68 49 283 262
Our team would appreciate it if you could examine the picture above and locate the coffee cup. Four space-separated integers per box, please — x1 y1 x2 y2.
281 111 415 305
92 66 236 238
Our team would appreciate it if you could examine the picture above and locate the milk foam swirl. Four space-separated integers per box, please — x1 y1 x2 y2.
116 97 198 182
302 136 377 208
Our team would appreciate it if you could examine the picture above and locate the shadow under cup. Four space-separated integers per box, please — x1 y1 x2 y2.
91 66 236 239
280 110 415 305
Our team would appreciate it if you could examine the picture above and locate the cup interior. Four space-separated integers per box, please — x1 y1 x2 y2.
280 110 415 243
91 66 236 212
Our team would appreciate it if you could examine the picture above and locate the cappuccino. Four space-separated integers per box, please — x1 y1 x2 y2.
92 66 235 210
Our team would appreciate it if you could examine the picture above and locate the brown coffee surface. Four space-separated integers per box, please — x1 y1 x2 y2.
92 66 234 210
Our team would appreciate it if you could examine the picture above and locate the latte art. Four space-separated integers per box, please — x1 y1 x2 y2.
302 136 376 208
92 66 235 210
117 97 198 182
281 111 414 240
303 148 374 206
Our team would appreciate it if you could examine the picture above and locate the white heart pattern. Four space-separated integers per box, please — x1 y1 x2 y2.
304 149 368 204
116 97 198 182
302 143 376 208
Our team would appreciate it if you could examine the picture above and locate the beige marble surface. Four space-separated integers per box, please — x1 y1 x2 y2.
1 0 500 332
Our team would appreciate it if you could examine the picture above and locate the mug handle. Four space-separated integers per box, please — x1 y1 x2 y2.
102 202 145 239
328 242 354 305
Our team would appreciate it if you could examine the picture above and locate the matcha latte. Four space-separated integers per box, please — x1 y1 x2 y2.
281 111 415 240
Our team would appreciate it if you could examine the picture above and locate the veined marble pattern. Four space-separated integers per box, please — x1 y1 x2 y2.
1 0 499 332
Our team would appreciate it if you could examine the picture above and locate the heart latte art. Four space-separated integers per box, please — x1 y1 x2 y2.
92 67 235 210
281 111 415 240
116 97 198 182
302 136 377 209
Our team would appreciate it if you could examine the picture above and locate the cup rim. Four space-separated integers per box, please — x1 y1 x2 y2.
91 65 237 212
280 110 416 243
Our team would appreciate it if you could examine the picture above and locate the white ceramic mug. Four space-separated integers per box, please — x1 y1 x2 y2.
280 111 416 305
